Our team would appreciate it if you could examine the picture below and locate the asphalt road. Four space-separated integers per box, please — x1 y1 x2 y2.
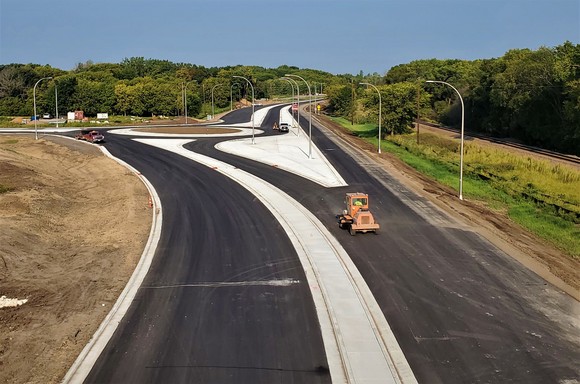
82 109 331 383
81 105 578 383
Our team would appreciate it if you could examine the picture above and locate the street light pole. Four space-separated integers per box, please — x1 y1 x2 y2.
280 78 297 132
182 82 185 123
184 81 188 124
182 80 196 125
282 77 300 137
286 74 312 158
426 80 465 200
360 82 382 154
280 78 295 105
55 83 59 128
232 76 255 144
33 76 52 140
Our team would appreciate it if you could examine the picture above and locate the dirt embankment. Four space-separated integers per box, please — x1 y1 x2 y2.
0 136 151 384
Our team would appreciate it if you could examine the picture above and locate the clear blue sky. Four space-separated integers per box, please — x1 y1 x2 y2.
1 0 578 75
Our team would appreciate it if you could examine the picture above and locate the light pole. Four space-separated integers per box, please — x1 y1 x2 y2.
286 74 312 158
33 76 52 140
181 82 185 122
360 82 382 154
280 78 297 132
183 80 195 124
426 80 465 200
232 76 255 144
211 83 223 120
55 82 59 128
280 78 295 104
282 77 300 137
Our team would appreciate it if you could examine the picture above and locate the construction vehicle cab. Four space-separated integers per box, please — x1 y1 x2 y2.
337 192 380 235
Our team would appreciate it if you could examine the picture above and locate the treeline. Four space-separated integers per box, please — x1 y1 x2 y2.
325 41 580 155
0 58 338 119
0 41 578 154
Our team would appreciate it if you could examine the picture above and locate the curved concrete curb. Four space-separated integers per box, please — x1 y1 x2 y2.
136 138 417 384
61 147 163 384
109 126 262 137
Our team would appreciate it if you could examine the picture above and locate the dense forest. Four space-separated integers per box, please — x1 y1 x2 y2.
0 41 578 154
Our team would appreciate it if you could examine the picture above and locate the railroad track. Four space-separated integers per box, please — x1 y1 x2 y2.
418 121 580 166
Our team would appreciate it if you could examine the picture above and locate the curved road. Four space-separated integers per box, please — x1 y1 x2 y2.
82 107 331 383
63 105 578 383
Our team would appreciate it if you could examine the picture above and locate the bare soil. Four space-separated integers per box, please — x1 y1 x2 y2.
0 135 151 384
0 113 578 384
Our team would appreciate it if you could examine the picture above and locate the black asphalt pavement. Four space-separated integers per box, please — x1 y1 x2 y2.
83 115 331 383
81 105 578 383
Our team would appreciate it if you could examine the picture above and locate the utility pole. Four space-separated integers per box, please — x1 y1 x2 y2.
416 81 421 144
351 79 354 125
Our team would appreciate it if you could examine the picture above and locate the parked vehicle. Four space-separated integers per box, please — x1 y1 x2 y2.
75 129 105 143
279 122 290 133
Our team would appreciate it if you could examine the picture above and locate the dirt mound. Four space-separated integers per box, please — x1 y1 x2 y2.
0 136 151 384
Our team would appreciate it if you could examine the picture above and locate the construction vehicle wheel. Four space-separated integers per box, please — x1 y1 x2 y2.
349 226 356 236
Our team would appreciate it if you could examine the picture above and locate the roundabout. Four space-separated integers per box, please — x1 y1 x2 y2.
110 125 259 137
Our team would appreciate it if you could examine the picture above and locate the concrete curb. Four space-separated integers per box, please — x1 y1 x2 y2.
61 147 163 384
135 138 417 384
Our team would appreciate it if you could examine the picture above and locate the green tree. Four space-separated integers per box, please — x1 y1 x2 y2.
326 84 354 117
360 82 423 136
114 82 132 116
73 73 116 116
490 47 566 147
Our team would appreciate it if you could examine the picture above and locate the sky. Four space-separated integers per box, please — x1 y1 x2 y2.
0 0 578 75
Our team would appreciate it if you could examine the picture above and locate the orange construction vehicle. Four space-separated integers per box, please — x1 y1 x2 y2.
337 192 380 235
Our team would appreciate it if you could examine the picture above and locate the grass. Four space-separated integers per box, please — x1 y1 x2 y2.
331 117 376 136
0 185 12 194
0 114 183 128
332 118 580 258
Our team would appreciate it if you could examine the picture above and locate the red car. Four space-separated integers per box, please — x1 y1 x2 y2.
75 130 105 143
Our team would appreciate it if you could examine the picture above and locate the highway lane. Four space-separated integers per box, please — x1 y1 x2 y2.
63 103 579 383
188 105 579 383
83 133 331 383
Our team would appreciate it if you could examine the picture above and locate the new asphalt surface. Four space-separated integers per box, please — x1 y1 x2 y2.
11 105 577 383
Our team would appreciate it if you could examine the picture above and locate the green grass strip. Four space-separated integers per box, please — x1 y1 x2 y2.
332 118 580 258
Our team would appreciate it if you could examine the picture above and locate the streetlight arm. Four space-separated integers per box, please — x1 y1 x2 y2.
359 82 382 152
232 76 255 144
281 77 301 136
425 80 463 103
425 80 465 200
33 76 53 140
286 74 313 158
